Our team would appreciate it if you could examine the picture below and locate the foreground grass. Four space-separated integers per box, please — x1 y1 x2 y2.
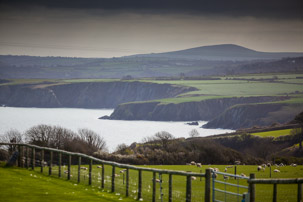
0 163 136 202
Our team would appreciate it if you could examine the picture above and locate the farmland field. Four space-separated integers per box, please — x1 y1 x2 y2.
23 160 303 202
251 129 293 138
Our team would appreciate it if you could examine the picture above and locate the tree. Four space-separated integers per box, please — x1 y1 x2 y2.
0 129 23 154
154 131 175 151
189 129 200 137
78 128 107 153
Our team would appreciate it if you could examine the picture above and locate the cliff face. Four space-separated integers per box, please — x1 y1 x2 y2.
107 96 290 121
0 81 196 108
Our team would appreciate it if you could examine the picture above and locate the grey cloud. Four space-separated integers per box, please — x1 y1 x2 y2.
1 0 302 19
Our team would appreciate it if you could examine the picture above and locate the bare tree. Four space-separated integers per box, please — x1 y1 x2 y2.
25 124 53 147
0 129 23 153
189 129 200 137
154 131 175 151
78 128 107 152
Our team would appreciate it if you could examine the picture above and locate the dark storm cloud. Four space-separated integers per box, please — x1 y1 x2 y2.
1 0 302 19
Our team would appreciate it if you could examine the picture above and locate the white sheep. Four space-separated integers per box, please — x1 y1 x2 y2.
196 163 202 168
190 161 196 165
223 175 229 180
240 173 247 177
120 169 127 173
97 165 102 168
80 167 88 170
257 166 262 171
191 176 197 180
274 169 280 173
224 168 227 172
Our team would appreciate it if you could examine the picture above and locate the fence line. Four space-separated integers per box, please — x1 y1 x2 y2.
0 143 209 202
1 143 302 202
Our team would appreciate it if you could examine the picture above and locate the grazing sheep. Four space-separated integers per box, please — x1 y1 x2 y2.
291 163 297 167
114 174 120 177
196 163 202 168
120 169 127 173
223 175 229 180
80 167 88 170
274 169 280 173
64 170 68 174
262 167 265 172
190 161 196 165
234 161 241 165
155 179 161 183
97 165 102 168
191 176 197 180
208 167 214 171
279 163 284 167
214 168 219 172
262 164 267 168
267 163 271 167
257 166 262 171
224 168 227 172
240 173 247 177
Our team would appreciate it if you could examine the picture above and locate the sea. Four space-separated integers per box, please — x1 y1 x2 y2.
0 107 234 152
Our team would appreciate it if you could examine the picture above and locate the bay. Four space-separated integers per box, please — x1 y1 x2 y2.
0 107 234 152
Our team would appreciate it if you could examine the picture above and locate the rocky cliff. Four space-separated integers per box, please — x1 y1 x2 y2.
106 96 292 125
0 81 196 108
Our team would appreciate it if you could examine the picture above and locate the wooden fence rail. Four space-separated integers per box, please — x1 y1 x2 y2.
248 176 303 202
0 143 209 202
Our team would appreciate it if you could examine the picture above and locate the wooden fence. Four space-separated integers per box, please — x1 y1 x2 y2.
0 143 211 202
248 174 303 202
1 143 302 202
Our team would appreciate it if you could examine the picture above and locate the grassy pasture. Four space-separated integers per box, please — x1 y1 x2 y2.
0 162 136 202
19 159 302 202
251 129 293 138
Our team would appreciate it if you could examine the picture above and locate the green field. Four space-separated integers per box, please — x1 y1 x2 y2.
3 73 303 105
5 160 299 202
0 163 137 202
251 129 293 138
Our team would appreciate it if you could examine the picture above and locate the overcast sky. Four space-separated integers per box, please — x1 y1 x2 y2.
0 0 302 58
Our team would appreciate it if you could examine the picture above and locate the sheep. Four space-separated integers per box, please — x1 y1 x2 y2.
291 163 297 167
80 167 88 170
120 169 127 173
208 167 214 172
257 166 262 171
273 169 280 173
191 176 197 180
223 175 229 180
97 165 102 168
240 173 247 177
214 168 219 172
196 163 202 168
224 168 228 172
262 167 265 172
114 174 120 177
262 164 267 168
186 163 191 165
226 165 233 168
64 170 68 174
190 161 196 165
267 163 271 167
234 161 241 165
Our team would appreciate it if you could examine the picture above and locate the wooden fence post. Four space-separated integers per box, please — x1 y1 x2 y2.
111 166 115 192
89 159 92 185
78 156 81 183
49 151 53 176
186 175 192 202
58 152 61 177
68 155 71 180
101 163 105 189
138 170 142 200
169 174 173 202
152 172 156 202
126 168 129 197
18 145 21 167
273 184 277 202
31 148 35 170
25 146 29 169
205 169 211 202
41 149 44 173
249 174 255 202
298 183 302 202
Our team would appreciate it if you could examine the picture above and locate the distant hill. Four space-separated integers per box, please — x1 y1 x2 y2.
135 44 303 60
0 44 302 79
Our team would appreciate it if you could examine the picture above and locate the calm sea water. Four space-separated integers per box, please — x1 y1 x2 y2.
0 107 233 152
